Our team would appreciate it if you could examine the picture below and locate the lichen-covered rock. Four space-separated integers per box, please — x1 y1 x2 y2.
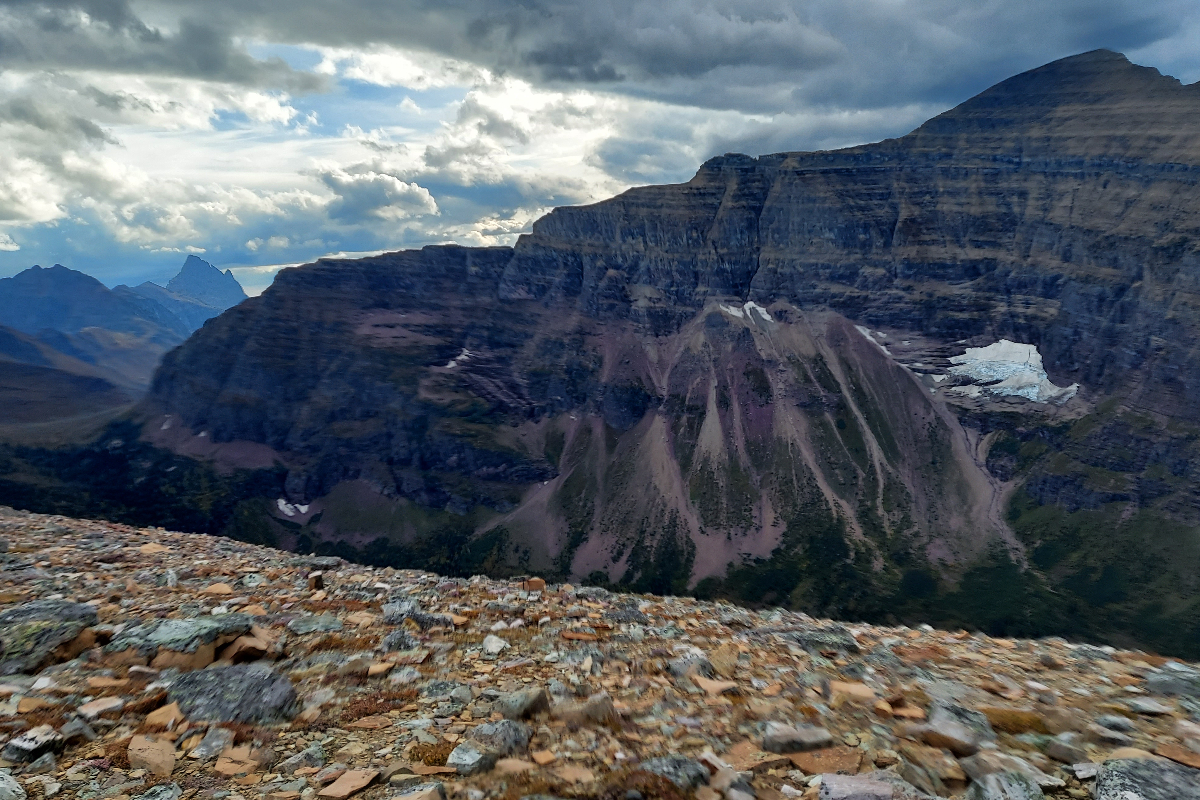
285 614 342 635
0 600 98 675
964 771 1045 800
104 615 252 668
638 757 709 789
447 741 495 776
468 720 531 756
1093 758 1200 799
168 663 299 723
0 771 27 800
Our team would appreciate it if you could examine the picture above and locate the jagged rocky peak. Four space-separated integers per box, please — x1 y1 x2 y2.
165 254 247 311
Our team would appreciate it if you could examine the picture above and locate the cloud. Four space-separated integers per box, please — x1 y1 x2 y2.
318 168 438 222
0 0 1198 291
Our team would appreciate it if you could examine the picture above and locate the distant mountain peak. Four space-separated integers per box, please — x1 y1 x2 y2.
165 255 247 311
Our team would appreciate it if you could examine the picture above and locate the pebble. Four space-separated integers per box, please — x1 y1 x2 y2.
0 506 1198 800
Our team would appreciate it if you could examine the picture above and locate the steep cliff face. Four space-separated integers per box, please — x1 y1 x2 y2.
86 50 1200 650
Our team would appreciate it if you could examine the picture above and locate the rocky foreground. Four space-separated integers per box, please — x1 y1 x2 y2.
1 507 1198 800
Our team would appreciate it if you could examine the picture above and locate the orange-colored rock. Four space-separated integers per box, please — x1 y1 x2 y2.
215 745 268 777
139 543 170 555
87 676 130 689
17 697 54 713
553 765 595 784
128 735 176 777
203 583 234 595
830 681 876 702
318 769 379 798
1156 742 1200 769
693 676 738 696
346 715 391 730
521 577 547 592
531 750 557 765
786 746 862 775
979 706 1048 734
144 702 185 730
892 705 927 720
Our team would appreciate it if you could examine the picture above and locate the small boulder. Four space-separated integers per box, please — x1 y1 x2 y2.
495 687 551 720
381 630 420 652
468 720 531 756
638 756 709 789
0 773 27 800
128 735 176 778
0 600 99 675
1044 732 1088 765
279 743 325 774
482 635 508 656
168 664 299 724
762 721 833 753
188 726 235 761
447 741 496 776
922 701 996 757
286 615 343 635
1 725 64 763
1093 758 1200 800
132 785 182 800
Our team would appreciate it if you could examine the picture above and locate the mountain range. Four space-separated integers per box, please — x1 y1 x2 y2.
3 50 1200 656
0 256 246 424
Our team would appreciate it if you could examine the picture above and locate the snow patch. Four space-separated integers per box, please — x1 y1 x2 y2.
444 348 471 369
855 325 891 354
160 417 172 431
946 340 1078 404
276 498 308 517
719 304 745 319
743 301 773 322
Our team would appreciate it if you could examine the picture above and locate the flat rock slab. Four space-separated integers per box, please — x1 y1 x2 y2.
318 769 378 798
762 722 834 753
787 746 863 775
0 599 98 675
168 663 299 723
1094 758 1200 800
128 734 176 777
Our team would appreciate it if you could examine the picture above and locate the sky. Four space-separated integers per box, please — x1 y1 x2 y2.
0 1 1197 295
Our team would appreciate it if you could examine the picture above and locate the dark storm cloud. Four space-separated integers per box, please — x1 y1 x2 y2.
136 0 1198 113
0 0 324 90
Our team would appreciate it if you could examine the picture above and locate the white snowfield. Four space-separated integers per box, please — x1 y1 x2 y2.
947 340 1079 403
719 301 774 322
276 498 310 517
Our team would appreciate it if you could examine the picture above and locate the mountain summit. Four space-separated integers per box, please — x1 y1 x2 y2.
0 257 248 397
165 254 248 310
